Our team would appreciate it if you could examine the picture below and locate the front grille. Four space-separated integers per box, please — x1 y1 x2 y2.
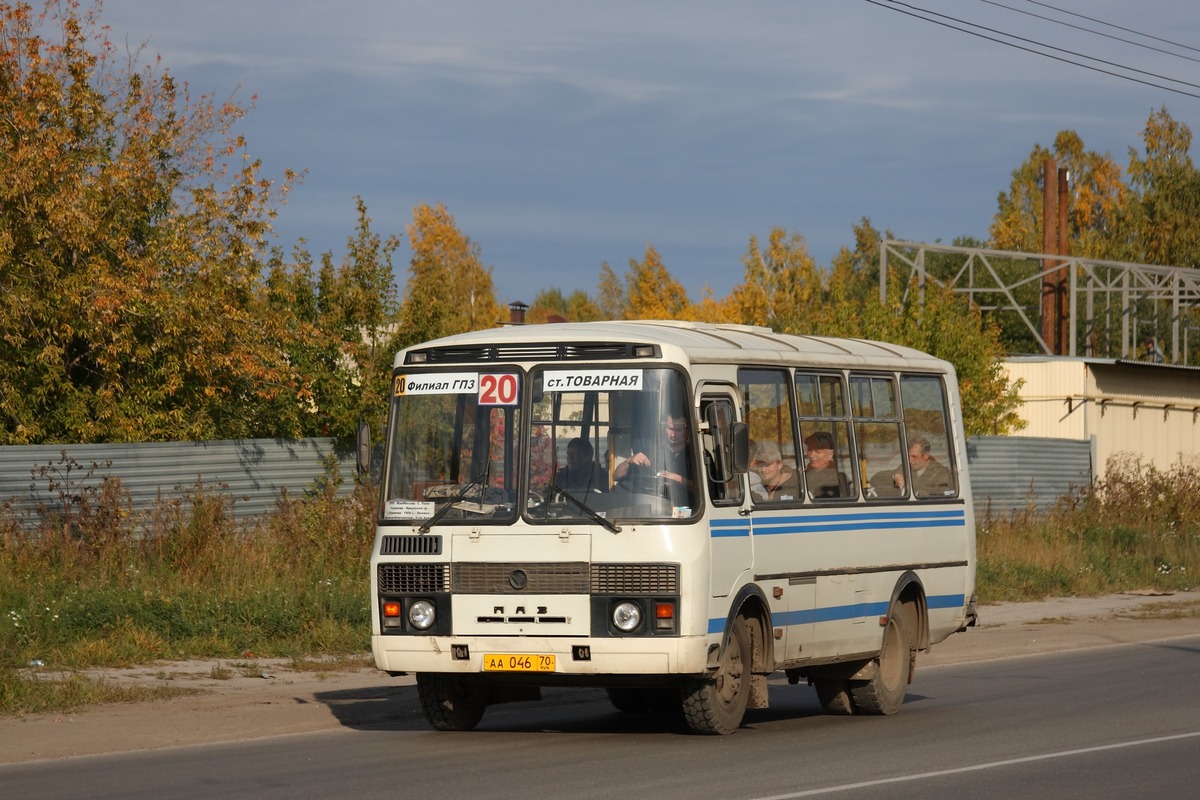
453 562 589 593
407 342 654 365
380 534 442 555
591 563 680 594
378 563 449 593
380 562 679 595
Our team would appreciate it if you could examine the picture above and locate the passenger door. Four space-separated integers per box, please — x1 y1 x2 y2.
700 389 750 598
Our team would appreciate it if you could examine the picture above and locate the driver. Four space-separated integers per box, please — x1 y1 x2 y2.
612 413 695 506
555 437 606 493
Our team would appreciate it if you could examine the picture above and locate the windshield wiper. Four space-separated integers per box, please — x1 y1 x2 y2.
418 481 486 533
546 481 621 534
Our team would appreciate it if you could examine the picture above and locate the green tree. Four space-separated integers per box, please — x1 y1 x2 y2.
310 197 401 436
564 289 604 322
1127 107 1200 267
594 262 626 320
0 0 301 443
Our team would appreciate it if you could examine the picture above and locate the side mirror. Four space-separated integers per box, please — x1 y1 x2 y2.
704 402 750 483
356 420 372 475
730 421 750 474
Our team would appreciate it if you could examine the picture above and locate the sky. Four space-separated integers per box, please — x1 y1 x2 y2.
97 0 1200 306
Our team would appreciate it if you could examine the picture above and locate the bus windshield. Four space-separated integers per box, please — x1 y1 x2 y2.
381 366 699 526
383 372 522 526
526 365 698 522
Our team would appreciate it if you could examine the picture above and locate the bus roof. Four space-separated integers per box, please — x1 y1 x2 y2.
399 320 951 373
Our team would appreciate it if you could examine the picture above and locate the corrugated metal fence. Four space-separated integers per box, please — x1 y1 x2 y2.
966 435 1094 517
0 435 1092 529
0 439 356 529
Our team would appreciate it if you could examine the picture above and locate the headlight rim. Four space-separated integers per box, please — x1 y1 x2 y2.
611 600 643 633
407 598 437 630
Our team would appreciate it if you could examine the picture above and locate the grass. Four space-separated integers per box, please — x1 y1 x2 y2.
1 451 1198 715
2 670 204 715
977 454 1200 601
0 456 375 715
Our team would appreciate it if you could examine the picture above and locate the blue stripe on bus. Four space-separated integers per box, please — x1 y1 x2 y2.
709 509 965 539
710 519 751 538
707 593 967 634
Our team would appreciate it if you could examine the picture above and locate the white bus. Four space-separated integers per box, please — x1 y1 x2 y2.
360 320 977 734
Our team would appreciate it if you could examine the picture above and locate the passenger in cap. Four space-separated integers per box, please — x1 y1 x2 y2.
751 442 800 501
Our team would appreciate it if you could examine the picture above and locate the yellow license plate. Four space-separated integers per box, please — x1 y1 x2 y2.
482 653 556 672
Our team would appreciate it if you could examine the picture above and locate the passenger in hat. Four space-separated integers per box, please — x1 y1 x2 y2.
804 431 849 499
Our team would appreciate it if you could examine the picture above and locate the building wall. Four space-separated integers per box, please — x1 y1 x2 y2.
1004 357 1200 475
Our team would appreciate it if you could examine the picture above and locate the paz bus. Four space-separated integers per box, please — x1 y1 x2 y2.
358 320 976 734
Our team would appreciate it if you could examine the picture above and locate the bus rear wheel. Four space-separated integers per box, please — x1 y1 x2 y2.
849 605 913 715
416 673 490 731
682 616 751 734
813 679 855 715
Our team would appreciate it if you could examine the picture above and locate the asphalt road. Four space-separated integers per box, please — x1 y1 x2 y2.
4 633 1199 800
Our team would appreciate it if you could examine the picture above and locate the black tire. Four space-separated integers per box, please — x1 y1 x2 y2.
849 605 913 715
682 616 751 734
416 673 489 731
813 679 856 715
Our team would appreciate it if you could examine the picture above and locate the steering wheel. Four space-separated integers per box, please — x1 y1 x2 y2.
615 467 667 496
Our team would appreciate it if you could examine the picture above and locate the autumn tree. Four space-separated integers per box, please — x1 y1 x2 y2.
828 218 889 309
0 0 302 443
991 130 1130 261
986 110 1200 267
623 244 690 320
397 202 502 347
729 228 824 332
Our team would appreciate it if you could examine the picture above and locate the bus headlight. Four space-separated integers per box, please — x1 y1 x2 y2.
408 599 436 630
612 601 642 632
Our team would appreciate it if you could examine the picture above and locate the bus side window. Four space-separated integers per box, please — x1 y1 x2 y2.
899 374 958 498
797 372 857 501
739 368 799 504
852 374 907 500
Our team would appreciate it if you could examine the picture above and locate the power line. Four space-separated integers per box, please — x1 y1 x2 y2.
978 0 1200 66
1022 0 1200 56
865 0 1200 100
883 0 1200 90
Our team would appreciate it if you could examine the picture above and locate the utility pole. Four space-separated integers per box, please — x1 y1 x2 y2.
1057 165 1070 354
1041 158 1070 355
1042 158 1059 353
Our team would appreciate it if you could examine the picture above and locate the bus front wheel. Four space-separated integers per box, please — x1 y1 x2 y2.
416 673 490 731
682 616 751 734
